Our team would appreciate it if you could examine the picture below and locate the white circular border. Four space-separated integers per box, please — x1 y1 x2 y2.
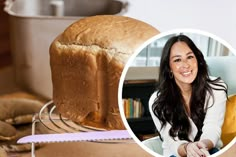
118 28 236 157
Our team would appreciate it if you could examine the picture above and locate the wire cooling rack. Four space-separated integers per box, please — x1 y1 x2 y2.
30 101 134 157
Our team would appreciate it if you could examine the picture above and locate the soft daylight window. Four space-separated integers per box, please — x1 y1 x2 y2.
131 33 233 67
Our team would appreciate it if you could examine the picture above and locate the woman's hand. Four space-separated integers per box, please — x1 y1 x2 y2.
185 142 209 157
178 139 213 157
197 141 211 156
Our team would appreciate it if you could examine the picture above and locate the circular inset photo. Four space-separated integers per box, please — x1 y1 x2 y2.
118 29 236 157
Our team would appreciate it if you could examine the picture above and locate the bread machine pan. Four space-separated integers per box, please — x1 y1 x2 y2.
4 0 128 99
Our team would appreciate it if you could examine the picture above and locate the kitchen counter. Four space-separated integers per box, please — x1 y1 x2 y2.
13 142 153 157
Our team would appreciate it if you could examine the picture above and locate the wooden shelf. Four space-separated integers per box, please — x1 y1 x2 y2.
124 79 156 85
122 80 157 139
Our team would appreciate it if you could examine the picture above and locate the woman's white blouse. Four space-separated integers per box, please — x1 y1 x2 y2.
149 81 227 157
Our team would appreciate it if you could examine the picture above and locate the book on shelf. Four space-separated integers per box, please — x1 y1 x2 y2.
122 98 144 118
138 133 160 141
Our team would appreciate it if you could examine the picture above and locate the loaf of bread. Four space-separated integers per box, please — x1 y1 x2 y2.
49 15 159 130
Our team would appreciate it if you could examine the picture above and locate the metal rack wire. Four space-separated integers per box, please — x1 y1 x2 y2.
31 101 133 157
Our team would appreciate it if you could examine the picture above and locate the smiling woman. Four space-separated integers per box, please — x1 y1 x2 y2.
150 34 228 157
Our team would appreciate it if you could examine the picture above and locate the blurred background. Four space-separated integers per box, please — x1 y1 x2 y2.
0 0 235 157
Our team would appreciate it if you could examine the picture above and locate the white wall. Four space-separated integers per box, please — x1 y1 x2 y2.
125 67 159 81
124 0 236 50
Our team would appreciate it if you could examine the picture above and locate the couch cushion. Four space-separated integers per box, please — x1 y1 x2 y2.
221 95 236 147
142 136 163 155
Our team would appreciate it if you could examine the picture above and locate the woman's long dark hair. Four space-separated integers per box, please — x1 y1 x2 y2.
152 34 227 141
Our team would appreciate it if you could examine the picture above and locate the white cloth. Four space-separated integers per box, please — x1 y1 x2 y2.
149 80 227 157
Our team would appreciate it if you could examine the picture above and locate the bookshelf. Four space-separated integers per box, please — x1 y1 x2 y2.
123 98 143 118
122 79 158 140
